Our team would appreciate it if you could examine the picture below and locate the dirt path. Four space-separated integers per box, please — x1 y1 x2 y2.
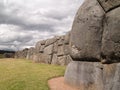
48 77 80 90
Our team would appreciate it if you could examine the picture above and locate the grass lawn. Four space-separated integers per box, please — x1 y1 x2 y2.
0 58 65 90
0 54 4 58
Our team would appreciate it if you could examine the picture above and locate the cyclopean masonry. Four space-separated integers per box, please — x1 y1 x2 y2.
15 32 72 66
64 0 120 90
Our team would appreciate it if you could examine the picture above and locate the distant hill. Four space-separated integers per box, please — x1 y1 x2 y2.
0 50 15 54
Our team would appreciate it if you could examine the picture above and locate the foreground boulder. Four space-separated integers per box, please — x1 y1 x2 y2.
65 61 120 90
101 7 120 63
70 0 105 61
65 0 120 89
70 0 120 63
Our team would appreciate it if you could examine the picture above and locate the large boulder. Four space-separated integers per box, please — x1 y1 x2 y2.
65 0 120 89
26 47 35 60
65 61 120 90
44 44 53 55
45 38 57 47
101 7 120 63
70 0 105 61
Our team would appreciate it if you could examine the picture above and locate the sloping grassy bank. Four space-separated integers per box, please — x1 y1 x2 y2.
0 59 65 90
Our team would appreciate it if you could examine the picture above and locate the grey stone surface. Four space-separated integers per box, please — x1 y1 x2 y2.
57 56 68 66
70 0 105 61
51 54 58 65
44 44 53 55
64 32 70 44
35 41 41 53
64 45 70 55
40 40 46 45
58 36 64 46
45 38 57 46
98 0 120 12
33 53 52 64
15 34 71 66
57 45 64 56
65 61 120 90
39 45 45 53
26 47 35 60
53 42 58 53
101 7 120 63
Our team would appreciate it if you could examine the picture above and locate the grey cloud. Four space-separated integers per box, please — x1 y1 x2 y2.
0 0 84 50
0 3 54 31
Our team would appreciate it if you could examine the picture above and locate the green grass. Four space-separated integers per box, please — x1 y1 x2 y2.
0 58 65 90
0 54 4 58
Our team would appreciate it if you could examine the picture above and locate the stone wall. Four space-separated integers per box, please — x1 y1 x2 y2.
64 0 120 90
15 32 72 65
15 0 120 89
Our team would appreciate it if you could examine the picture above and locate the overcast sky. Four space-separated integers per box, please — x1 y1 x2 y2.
0 0 84 51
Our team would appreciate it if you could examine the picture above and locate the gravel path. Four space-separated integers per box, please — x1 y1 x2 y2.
48 77 80 90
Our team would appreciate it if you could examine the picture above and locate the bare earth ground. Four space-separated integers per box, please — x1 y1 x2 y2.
48 77 80 90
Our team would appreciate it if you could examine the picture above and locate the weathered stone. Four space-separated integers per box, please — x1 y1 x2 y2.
57 45 64 56
15 34 71 65
45 38 57 46
44 54 52 64
33 53 52 64
40 40 46 45
53 42 58 54
39 45 45 53
65 61 120 90
103 64 120 90
51 54 58 65
64 32 70 44
44 44 53 55
58 36 64 46
101 7 120 63
26 47 35 60
66 55 73 65
98 0 120 12
55 36 60 40
32 54 39 63
64 45 70 55
57 56 67 66
35 41 41 53
70 0 105 61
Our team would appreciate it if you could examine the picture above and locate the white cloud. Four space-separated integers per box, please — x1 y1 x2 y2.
0 0 84 50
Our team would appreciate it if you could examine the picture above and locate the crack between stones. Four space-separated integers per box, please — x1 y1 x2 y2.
107 4 120 13
96 0 120 13
100 14 106 60
96 0 106 12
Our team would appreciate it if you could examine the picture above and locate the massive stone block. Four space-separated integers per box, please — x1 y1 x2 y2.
57 45 64 56
33 53 52 64
35 41 41 53
70 0 105 61
101 7 120 63
44 44 53 55
64 32 70 44
65 0 120 89
58 36 64 46
26 47 35 60
45 38 57 47
98 0 120 12
65 61 120 90
51 54 58 65
53 42 58 53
